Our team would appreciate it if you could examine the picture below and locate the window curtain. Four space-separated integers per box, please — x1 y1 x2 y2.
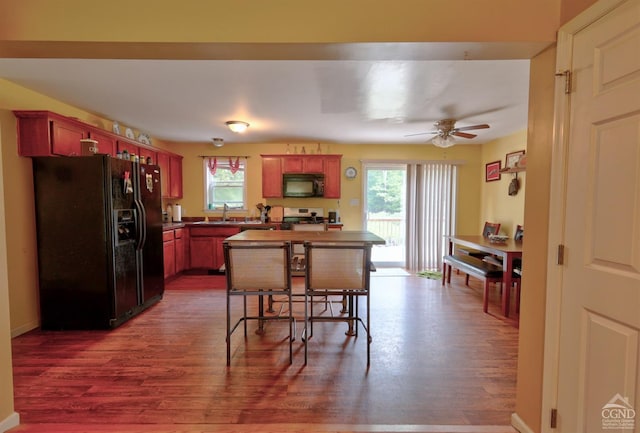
405 163 457 272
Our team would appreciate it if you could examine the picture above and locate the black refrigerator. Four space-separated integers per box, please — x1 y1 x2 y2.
32 155 164 329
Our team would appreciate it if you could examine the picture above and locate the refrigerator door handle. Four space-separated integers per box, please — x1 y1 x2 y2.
134 199 147 250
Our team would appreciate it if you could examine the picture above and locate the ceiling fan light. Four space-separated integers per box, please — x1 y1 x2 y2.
226 120 250 133
212 137 224 147
432 135 455 148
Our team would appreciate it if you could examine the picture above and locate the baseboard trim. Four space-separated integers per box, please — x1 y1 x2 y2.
511 412 535 433
0 412 19 433
10 320 39 338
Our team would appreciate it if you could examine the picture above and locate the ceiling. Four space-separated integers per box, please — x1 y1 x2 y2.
0 53 531 147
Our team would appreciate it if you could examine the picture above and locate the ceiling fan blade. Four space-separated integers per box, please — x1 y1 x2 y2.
455 123 490 132
404 131 438 137
452 131 477 139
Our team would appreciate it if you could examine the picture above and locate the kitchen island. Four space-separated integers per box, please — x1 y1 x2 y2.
224 229 385 244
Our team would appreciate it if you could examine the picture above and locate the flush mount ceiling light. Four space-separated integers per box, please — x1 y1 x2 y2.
212 137 224 148
226 120 250 133
432 135 456 148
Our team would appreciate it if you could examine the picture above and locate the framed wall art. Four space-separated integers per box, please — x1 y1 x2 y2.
486 160 502 182
505 150 526 169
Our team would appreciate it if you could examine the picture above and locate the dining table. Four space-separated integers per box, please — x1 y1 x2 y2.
445 235 523 317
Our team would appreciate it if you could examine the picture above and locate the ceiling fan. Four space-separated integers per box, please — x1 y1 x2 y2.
406 119 490 148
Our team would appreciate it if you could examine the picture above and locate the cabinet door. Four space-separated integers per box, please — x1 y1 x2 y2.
213 237 227 270
169 155 183 198
175 236 185 273
189 237 216 269
117 140 140 159
51 120 86 156
323 156 342 198
138 147 157 165
282 156 303 173
262 157 283 198
157 152 171 198
89 130 117 156
163 239 176 279
304 156 324 173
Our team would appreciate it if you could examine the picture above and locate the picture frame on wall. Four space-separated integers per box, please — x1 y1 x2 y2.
505 150 526 169
486 160 502 182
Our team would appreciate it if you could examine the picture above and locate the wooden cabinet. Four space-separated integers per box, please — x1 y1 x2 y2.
163 227 187 280
51 120 87 156
157 151 183 199
261 154 341 198
322 155 342 198
262 156 283 198
169 155 183 198
13 111 169 166
282 155 324 174
174 228 185 273
117 140 139 158
88 130 116 156
163 230 176 279
189 226 240 271
138 147 157 165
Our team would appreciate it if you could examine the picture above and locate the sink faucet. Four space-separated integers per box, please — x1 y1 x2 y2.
222 203 229 221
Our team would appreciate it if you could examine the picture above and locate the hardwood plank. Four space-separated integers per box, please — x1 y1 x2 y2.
10 273 518 432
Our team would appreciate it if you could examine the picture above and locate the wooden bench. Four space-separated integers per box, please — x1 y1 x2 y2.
442 254 503 313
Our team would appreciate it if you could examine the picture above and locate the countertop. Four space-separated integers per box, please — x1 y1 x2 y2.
163 221 343 231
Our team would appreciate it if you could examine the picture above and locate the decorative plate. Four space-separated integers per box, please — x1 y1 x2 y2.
112 121 121 135
125 127 135 139
138 133 151 145
345 166 357 179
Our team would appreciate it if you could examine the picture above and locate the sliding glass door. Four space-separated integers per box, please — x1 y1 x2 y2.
363 164 407 267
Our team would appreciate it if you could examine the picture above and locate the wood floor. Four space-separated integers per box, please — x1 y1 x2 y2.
9 271 520 433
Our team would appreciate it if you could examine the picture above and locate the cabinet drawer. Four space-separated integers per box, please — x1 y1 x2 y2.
190 227 240 237
174 228 184 239
162 230 175 242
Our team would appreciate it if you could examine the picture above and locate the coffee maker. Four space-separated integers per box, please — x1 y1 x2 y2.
328 211 339 223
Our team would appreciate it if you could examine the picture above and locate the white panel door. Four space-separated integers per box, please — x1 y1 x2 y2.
555 0 640 431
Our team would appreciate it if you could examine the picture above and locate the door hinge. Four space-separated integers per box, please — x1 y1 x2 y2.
550 408 558 428
557 244 565 265
555 70 572 94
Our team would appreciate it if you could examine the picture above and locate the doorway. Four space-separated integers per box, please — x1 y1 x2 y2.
363 164 406 267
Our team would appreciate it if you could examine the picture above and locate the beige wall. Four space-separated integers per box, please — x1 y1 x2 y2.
480 130 528 236
0 0 602 430
515 45 557 433
170 141 483 233
0 1 559 46
0 114 17 430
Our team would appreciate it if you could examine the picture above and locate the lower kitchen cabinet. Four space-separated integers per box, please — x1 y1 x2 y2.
175 228 185 273
163 230 176 279
163 227 187 280
189 226 240 271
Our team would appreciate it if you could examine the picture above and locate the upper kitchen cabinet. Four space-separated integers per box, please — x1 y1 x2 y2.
157 151 183 199
261 156 283 198
13 110 155 161
88 130 116 156
15 111 89 156
261 154 342 198
282 155 325 174
322 155 341 198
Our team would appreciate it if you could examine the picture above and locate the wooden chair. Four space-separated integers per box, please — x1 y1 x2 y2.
224 240 295 365
303 241 373 366
482 224 523 313
457 221 501 258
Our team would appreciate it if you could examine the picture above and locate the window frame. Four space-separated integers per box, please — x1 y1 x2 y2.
202 157 248 213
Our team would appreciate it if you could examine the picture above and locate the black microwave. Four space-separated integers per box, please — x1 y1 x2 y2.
282 173 325 197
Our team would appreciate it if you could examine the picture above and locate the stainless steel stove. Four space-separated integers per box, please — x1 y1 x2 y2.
282 207 325 227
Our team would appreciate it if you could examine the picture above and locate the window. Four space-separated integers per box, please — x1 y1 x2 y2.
204 157 247 211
